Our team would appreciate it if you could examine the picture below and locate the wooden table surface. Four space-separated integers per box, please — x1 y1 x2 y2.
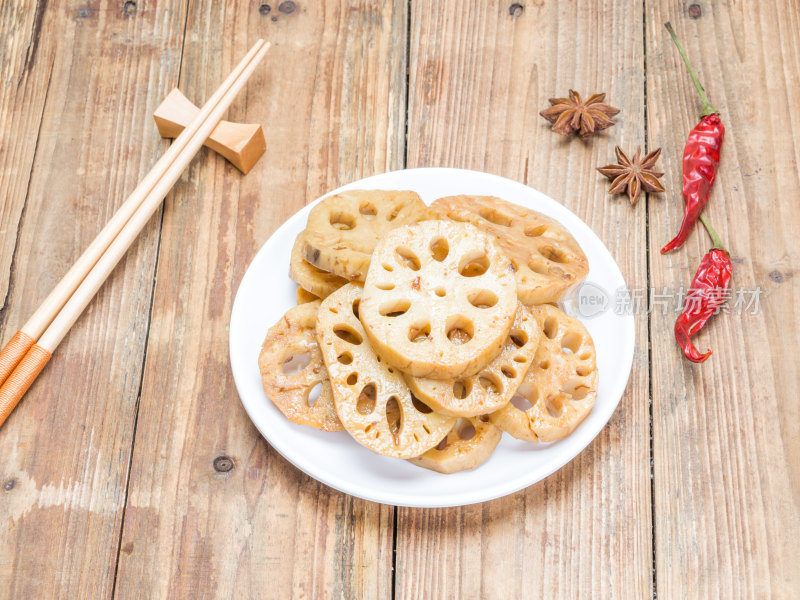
1 1 798 598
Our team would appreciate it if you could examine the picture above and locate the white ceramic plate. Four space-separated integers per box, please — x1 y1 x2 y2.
230 168 634 507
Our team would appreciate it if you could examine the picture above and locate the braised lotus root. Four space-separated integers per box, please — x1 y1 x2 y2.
289 233 347 299
490 304 598 442
315 284 454 459
405 303 541 417
409 417 502 474
296 286 319 304
301 190 437 282
359 220 518 379
431 195 589 305
258 301 343 431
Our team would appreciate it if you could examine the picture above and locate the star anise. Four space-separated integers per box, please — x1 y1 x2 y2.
539 90 620 139
597 146 665 205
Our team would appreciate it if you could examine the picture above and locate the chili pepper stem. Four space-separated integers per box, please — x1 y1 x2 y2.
699 212 726 252
665 22 718 117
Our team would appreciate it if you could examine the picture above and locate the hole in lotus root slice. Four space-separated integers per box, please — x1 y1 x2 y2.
478 208 513 227
458 251 490 277
539 359 550 370
408 321 431 343
545 394 565 418
346 373 358 386
452 379 472 400
510 329 528 348
510 394 533 411
478 372 502 395
467 289 499 309
383 263 394 272
561 331 582 354
352 299 360 318
446 315 474 344
576 365 592 377
334 325 363 345
501 365 516 379
513 354 528 363
330 211 356 230
434 287 446 297
337 351 353 365
395 246 421 270
357 383 377 415
455 418 477 440
543 316 558 339
359 202 377 218
430 237 449 261
376 281 395 291
563 378 592 400
258 301 343 432
386 396 404 440
379 298 411 317
525 225 548 237
307 382 323 407
408 416 502 474
527 258 551 275
539 246 568 263
281 352 312 375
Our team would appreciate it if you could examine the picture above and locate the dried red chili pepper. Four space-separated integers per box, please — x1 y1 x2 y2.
660 22 725 254
674 216 732 363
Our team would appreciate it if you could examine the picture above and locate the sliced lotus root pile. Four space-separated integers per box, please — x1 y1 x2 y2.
316 284 455 459
289 233 347 299
258 301 343 431
359 220 518 379
301 190 437 282
490 304 598 442
405 303 541 417
431 195 589 305
409 417 502 474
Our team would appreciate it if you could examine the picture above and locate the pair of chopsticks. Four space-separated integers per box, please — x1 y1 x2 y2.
0 40 271 428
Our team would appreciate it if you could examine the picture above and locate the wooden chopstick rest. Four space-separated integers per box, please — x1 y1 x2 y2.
153 88 266 174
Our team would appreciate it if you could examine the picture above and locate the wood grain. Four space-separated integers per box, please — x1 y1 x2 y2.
0 0 54 310
112 2 407 598
397 1 652 598
646 1 800 598
0 1 188 598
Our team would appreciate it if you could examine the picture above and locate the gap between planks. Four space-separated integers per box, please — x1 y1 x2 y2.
108 1 193 597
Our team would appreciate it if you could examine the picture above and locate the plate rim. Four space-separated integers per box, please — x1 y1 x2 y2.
229 167 635 507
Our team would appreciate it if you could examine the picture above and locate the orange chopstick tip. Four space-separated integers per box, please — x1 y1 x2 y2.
0 330 36 387
0 344 51 427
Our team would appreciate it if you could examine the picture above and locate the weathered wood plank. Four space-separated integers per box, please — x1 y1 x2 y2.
0 0 55 309
646 1 800 597
396 1 652 598
0 1 188 599
113 2 407 598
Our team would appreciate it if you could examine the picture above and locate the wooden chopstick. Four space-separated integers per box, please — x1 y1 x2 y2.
0 40 270 427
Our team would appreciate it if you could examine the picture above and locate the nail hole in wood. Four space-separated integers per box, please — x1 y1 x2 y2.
213 456 234 472
278 0 296 14
509 3 524 17
687 3 702 18
259 3 271 15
